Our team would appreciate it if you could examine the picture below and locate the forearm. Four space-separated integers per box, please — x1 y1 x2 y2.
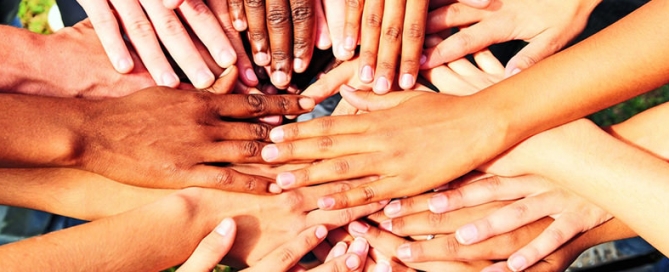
0 188 221 271
0 168 171 220
0 94 88 167
520 120 669 254
606 102 669 160
479 0 669 147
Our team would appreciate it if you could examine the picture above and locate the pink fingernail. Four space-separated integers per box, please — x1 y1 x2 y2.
374 260 391 272
428 193 449 213
349 221 370 236
508 254 527 272
269 128 284 142
214 218 234 236
294 58 305 72
254 52 270 65
218 50 236 67
345 255 361 269
384 200 401 216
315 225 328 239
455 224 478 244
276 172 296 188
360 65 373 83
400 74 414 89
340 84 357 93
261 145 279 161
379 220 392 232
245 68 258 82
116 57 132 72
344 36 356 51
374 77 390 93
318 197 335 209
350 237 369 255
420 54 427 65
272 71 288 86
160 72 179 87
396 244 412 260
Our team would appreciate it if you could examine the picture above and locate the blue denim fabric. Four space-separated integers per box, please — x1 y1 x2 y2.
0 206 85 245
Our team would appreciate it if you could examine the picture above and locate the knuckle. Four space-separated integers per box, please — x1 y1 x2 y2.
332 159 350 175
272 50 290 62
360 50 376 62
392 218 405 232
286 124 300 139
345 0 362 9
293 38 310 54
427 212 444 229
483 176 503 193
190 1 212 17
365 14 382 28
452 32 473 50
333 182 353 193
440 236 462 256
317 118 335 133
511 203 530 220
545 227 568 245
383 26 402 42
214 169 235 187
361 185 376 202
282 191 305 211
401 59 419 72
246 95 267 113
267 5 290 26
244 177 258 191
291 5 313 23
245 0 264 8
229 0 244 9
406 23 424 41
241 141 262 157
126 19 155 38
161 16 187 37
338 208 355 224
377 61 395 71
249 31 266 42
251 124 270 139
317 137 335 151
278 247 297 264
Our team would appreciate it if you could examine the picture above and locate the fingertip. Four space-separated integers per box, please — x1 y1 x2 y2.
218 50 237 68
508 254 528 272
455 224 478 245
261 144 279 162
243 68 259 85
373 77 391 94
160 72 180 88
345 254 362 270
298 97 316 110
115 57 133 74
315 225 328 239
269 183 283 194
233 19 247 32
214 218 235 236
194 69 215 89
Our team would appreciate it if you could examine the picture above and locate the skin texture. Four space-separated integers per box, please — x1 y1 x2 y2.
0 67 315 192
0 21 155 98
257 0 669 211
422 0 602 77
77 0 239 89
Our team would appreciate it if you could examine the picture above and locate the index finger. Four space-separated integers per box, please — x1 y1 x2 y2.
78 0 134 73
267 0 293 88
212 94 316 118
245 225 329 271
290 0 316 73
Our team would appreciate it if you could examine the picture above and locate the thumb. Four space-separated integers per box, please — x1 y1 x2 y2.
505 38 561 78
339 85 423 112
163 0 184 9
176 218 237 272
302 61 356 104
206 66 238 94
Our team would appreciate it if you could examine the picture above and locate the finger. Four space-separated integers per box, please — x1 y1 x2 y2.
323 0 348 59
311 253 364 272
262 133 380 166
429 0 491 10
109 0 179 86
78 0 134 73
506 216 584 271
244 0 271 67
446 57 485 77
206 66 238 93
314 0 332 49
383 194 432 218
357 0 383 83
398 0 429 90
382 202 509 237
140 0 214 88
164 0 185 9
228 0 247 31
373 0 405 94
425 3 482 34
290 0 316 73
301 62 359 104
180 0 237 68
246 225 328 271
342 0 365 57
420 65 479 95
480 262 512 272
267 114 368 143
340 87 423 112
427 176 538 214
307 200 388 229
472 49 504 75
200 141 272 164
207 0 259 86
186 166 274 194
208 123 272 141
312 241 334 262
421 19 508 69
331 99 360 116
211 94 315 118
176 218 236 272
346 237 370 265
267 0 293 88
317 177 410 210
505 33 563 77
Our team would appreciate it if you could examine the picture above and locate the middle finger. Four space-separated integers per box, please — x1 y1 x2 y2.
267 0 293 88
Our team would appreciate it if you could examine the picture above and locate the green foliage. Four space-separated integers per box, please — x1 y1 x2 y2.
588 85 669 127
18 0 54 34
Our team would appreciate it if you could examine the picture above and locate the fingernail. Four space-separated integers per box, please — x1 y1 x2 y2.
360 65 373 83
261 145 279 161
384 200 401 216
379 199 390 206
379 220 392 232
294 58 305 72
298 97 315 110
244 68 258 82
400 74 414 89
272 71 288 85
337 44 353 59
315 225 328 239
481 268 504 272
215 218 234 236
345 255 361 269
116 57 132 72
196 69 215 88
420 54 427 65
344 36 356 51
318 197 335 209
508 254 527 271
349 221 370 236
428 193 449 213
276 172 295 188
350 237 369 255
455 224 478 245
374 77 390 93
233 19 246 30
340 84 357 93
218 50 236 67
259 115 282 125
511 68 521 76
254 52 270 65
374 260 392 272
268 183 282 194
269 128 284 142
333 242 348 257
396 244 412 260
160 72 179 87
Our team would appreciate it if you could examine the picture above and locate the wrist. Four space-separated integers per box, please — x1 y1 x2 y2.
0 26 52 95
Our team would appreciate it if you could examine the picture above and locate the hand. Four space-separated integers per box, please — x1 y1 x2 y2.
224 0 318 89
261 89 507 209
427 175 611 271
422 0 601 76
37 19 156 98
77 0 237 88
75 67 316 192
